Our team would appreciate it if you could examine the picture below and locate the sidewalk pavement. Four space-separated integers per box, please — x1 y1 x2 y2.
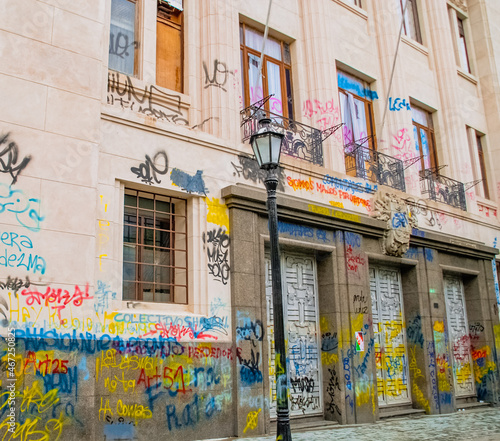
237 408 500 441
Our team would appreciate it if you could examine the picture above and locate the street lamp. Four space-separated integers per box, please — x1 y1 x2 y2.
250 112 292 441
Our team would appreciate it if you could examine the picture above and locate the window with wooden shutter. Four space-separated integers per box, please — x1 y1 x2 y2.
156 1 183 92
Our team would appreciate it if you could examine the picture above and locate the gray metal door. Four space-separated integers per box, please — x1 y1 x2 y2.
370 266 411 406
266 252 322 416
444 275 475 397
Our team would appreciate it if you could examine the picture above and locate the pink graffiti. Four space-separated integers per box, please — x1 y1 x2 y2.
303 98 342 136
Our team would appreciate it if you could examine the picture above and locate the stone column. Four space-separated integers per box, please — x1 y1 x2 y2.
198 0 240 142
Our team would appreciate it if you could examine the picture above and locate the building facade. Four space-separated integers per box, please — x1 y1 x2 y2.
1 0 500 439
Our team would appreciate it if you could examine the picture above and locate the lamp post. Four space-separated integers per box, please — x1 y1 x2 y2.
250 112 292 441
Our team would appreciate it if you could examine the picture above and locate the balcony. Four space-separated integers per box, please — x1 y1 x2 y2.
344 141 406 192
420 168 467 211
241 102 325 166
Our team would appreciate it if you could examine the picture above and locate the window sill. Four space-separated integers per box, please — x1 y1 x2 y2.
401 35 429 57
457 68 478 85
106 69 191 125
476 196 498 219
331 0 368 20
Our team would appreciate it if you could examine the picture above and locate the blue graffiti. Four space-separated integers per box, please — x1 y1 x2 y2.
37 366 78 398
278 221 330 243
199 316 228 335
344 231 361 247
94 280 117 315
165 394 220 431
337 72 378 100
0 230 46 274
404 246 434 262
13 328 186 358
0 183 44 232
389 97 411 111
412 228 425 238
492 260 500 309
170 168 207 195
323 174 377 195
407 315 424 348
391 212 408 229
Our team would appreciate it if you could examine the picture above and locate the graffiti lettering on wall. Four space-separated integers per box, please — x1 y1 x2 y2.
20 284 92 320
109 32 138 60
404 246 434 262
0 133 31 186
325 367 341 416
131 151 168 185
95 280 117 315
303 98 342 134
0 276 31 292
406 198 455 231
308 204 361 223
478 203 497 218
389 97 411 111
407 315 424 348
0 231 46 274
236 314 264 346
202 60 234 91
202 228 230 285
107 72 189 125
237 347 263 386
231 155 286 191
171 169 207 195
277 221 331 243
98 195 111 272
344 232 365 274
0 184 44 232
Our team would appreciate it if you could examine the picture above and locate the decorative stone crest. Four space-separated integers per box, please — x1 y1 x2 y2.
449 0 467 12
372 192 417 257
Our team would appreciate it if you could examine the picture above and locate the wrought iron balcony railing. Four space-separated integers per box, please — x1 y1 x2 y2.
241 100 324 166
420 168 467 211
344 141 406 192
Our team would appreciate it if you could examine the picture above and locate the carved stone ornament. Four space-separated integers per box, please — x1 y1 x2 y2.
448 0 467 12
372 192 418 257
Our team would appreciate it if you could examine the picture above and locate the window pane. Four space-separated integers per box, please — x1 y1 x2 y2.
420 128 431 169
123 243 136 262
123 225 137 243
413 124 422 168
244 27 281 60
123 281 136 300
156 248 171 266
124 193 137 207
109 0 136 75
155 286 171 303
411 106 429 127
156 229 170 248
248 53 264 104
141 264 154 283
138 194 154 210
140 283 154 302
156 198 171 213
141 246 154 264
140 228 155 246
157 10 183 92
285 68 294 120
174 285 187 304
123 262 136 281
155 266 171 285
124 207 137 225
267 61 283 115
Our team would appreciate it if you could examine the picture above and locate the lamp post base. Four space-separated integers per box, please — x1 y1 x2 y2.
276 409 292 441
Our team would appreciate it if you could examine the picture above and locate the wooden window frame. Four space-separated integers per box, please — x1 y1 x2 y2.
338 87 377 150
399 0 422 44
156 1 184 92
109 0 140 77
123 189 188 304
457 17 471 73
412 110 437 171
476 134 490 199
240 23 294 119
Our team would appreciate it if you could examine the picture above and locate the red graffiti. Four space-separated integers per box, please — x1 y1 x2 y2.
20 284 92 320
345 244 365 272
287 176 314 191
141 322 217 341
303 99 342 134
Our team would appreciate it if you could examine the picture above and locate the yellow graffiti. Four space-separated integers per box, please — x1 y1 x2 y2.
0 411 68 441
19 381 60 414
409 347 423 379
433 321 444 333
243 408 261 433
412 383 430 413
351 314 364 334
474 361 496 384
355 384 373 407
206 197 230 233
329 201 344 208
321 352 338 365
437 371 451 392
307 204 360 223
456 363 472 385
320 316 329 333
